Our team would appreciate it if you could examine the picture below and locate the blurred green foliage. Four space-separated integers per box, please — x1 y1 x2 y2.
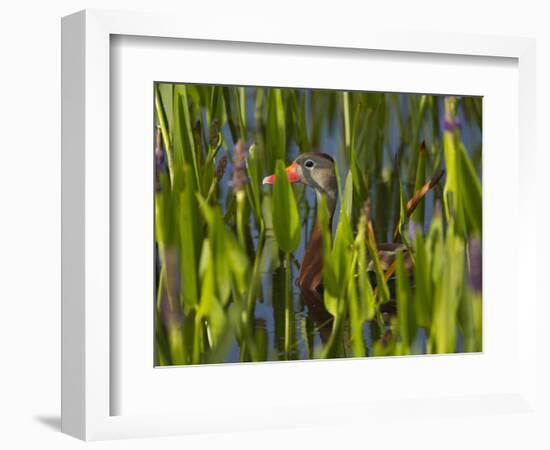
154 83 482 365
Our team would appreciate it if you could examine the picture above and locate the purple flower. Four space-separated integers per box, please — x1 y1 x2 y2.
441 116 461 132
231 139 249 193
468 236 482 294
155 126 167 192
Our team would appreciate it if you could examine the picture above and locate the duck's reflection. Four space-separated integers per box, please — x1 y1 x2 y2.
299 286 333 344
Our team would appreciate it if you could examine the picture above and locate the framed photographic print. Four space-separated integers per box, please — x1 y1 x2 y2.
152 82 481 366
62 8 540 441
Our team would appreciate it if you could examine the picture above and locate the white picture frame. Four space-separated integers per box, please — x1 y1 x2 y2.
61 9 540 441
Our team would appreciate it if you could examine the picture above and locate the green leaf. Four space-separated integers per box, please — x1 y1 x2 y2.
350 149 368 209
197 239 228 349
271 160 301 254
245 144 263 228
234 87 248 142
396 250 417 352
430 223 465 353
457 142 482 234
355 216 376 321
331 210 354 297
266 89 286 170
222 86 238 143
177 165 203 312
413 230 432 328
342 170 353 222
411 143 427 225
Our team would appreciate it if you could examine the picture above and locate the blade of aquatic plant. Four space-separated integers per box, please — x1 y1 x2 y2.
155 268 173 364
457 285 479 353
197 239 227 355
232 139 248 249
157 83 174 127
365 217 391 304
392 166 445 241
350 144 368 207
317 192 354 302
342 170 353 222
392 176 408 242
159 246 186 364
424 204 444 353
173 85 202 193
203 120 224 201
406 95 428 182
155 311 171 366
253 88 268 173
288 89 310 153
457 238 482 353
222 86 239 143
266 89 286 171
342 91 351 161
283 251 293 356
245 231 266 313
195 196 254 361
185 85 202 107
347 253 366 358
473 291 483 351
310 91 322 148
430 223 465 353
208 86 224 125
355 214 376 321
260 194 280 271
391 94 405 139
442 96 467 233
319 296 347 359
154 168 186 365
317 193 355 358
317 195 337 306
271 160 301 254
254 320 268 362
176 165 202 312
413 230 432 328
270 265 285 358
395 250 417 354
155 84 174 182
197 195 241 305
457 142 482 235
246 144 263 229
271 160 300 357
443 96 482 236
332 208 354 297
191 120 205 165
242 148 267 314
234 87 247 142
350 96 362 158
411 141 427 226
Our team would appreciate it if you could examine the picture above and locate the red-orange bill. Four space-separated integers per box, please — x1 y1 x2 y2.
262 162 301 185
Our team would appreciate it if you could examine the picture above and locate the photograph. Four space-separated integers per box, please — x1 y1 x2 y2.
154 83 482 366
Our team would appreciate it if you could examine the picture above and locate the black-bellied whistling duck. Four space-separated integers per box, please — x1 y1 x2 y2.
263 152 410 296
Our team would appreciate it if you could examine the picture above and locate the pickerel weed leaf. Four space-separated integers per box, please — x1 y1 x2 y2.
457 142 482 235
396 250 417 352
271 160 301 254
266 89 286 172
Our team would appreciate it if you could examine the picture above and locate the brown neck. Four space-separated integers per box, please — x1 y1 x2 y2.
298 200 335 292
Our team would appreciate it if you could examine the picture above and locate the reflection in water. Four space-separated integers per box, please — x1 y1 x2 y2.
300 286 333 345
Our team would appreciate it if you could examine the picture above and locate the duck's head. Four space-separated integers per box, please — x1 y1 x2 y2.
262 152 338 212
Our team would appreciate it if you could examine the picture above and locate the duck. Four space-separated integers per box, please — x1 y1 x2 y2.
262 152 417 295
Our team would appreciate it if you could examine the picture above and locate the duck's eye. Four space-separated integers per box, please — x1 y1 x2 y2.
304 159 315 169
